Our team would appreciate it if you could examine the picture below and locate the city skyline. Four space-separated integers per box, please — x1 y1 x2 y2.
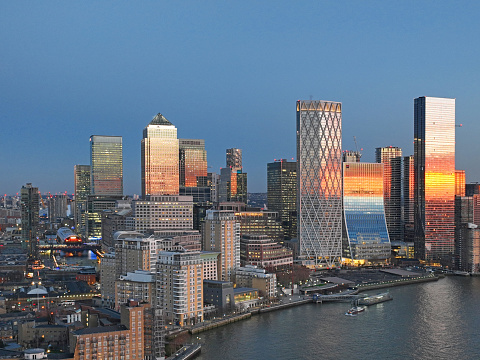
2 2 480 195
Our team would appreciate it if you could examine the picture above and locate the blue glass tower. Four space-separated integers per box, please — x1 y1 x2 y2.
343 162 391 264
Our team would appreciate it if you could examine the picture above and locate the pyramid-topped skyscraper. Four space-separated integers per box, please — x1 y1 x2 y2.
141 113 179 197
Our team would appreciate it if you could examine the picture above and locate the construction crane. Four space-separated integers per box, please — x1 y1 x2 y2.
38 191 46 209
353 136 359 153
352 136 363 161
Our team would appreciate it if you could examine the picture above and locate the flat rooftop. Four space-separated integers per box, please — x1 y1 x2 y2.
380 269 422 277
320 277 355 285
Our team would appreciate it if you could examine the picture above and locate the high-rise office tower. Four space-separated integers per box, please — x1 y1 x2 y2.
226 148 242 170
455 170 466 196
127 195 193 233
414 96 456 262
178 139 211 230
141 113 179 198
296 100 342 268
74 165 90 234
403 155 415 243
375 146 403 242
219 148 248 204
90 135 123 196
267 159 297 240
179 139 208 187
342 162 391 264
21 183 39 254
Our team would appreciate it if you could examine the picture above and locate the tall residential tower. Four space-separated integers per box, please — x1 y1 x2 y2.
296 100 342 268
375 146 403 242
21 183 39 254
414 96 456 262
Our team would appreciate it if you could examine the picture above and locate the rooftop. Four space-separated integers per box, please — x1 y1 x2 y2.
73 324 127 335
149 113 173 126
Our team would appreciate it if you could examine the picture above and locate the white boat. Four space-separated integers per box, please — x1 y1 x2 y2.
357 292 393 306
345 305 366 316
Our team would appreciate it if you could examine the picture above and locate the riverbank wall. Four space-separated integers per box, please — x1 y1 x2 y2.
185 274 441 335
355 275 439 292
189 312 252 334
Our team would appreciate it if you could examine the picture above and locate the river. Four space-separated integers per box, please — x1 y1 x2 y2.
191 276 480 360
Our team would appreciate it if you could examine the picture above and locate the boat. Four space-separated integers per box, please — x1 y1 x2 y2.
345 305 366 316
357 292 393 306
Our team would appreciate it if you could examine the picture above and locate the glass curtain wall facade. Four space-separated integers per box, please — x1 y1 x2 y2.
342 163 391 264
141 113 179 198
375 146 403 242
226 148 242 170
267 160 297 240
414 97 456 262
219 168 248 204
74 165 90 235
455 170 466 196
179 139 208 187
90 135 123 196
403 155 415 243
296 100 342 268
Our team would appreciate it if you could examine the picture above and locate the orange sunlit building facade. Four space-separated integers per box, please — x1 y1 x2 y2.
179 139 208 187
342 162 391 265
141 113 179 197
414 97 456 262
455 170 466 196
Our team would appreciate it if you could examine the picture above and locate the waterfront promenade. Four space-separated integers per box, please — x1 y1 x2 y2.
172 270 441 338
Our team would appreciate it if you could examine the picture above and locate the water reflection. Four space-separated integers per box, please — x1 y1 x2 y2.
193 277 480 360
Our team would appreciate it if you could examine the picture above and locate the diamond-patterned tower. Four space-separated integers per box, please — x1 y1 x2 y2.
296 100 342 268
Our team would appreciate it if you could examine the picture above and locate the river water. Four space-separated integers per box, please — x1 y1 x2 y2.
192 276 480 360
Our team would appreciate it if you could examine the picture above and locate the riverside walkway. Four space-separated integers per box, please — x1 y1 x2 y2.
166 344 202 360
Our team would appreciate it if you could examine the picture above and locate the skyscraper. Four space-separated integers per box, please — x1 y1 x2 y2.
267 159 297 240
403 155 415 243
414 96 456 262
179 139 208 187
47 195 68 221
375 146 403 242
219 148 247 204
74 165 90 234
342 162 391 264
141 113 179 198
21 183 39 254
90 135 123 196
226 148 242 170
455 170 466 196
296 100 342 268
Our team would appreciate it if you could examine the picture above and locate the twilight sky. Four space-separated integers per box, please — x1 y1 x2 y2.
2 1 480 196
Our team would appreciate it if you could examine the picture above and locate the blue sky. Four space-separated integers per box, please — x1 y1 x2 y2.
1 1 480 195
